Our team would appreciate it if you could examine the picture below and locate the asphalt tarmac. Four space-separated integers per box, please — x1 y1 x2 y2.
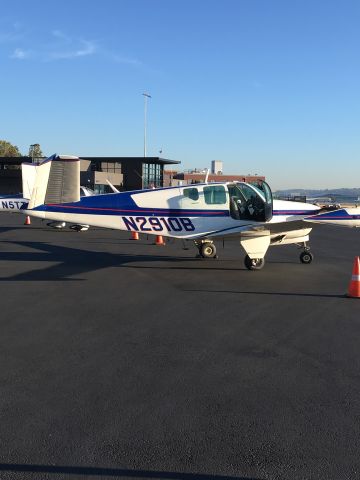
0 212 360 480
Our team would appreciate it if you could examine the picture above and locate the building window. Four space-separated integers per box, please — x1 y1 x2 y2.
203 185 227 204
91 161 122 173
101 162 122 173
143 163 163 188
94 184 106 194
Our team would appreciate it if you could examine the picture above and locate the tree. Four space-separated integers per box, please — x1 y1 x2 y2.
28 143 44 159
0 140 21 157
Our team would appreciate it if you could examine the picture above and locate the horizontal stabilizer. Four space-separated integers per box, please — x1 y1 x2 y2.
305 208 360 227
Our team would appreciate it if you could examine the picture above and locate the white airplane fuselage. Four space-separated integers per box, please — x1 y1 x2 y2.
23 185 319 237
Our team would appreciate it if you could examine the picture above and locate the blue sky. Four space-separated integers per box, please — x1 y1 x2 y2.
1 0 359 189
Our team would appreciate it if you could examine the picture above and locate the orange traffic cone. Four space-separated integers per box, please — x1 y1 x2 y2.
24 215 31 225
347 256 360 298
130 231 139 240
155 235 165 246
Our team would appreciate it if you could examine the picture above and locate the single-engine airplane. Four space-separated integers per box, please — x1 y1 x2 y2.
23 154 360 270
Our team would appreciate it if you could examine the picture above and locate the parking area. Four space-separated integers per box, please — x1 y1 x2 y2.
0 213 360 480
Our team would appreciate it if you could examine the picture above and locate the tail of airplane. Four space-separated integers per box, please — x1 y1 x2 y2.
28 154 80 209
21 162 37 200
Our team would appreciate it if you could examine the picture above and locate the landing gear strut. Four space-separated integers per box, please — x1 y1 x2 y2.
298 242 313 264
195 240 217 259
244 255 265 271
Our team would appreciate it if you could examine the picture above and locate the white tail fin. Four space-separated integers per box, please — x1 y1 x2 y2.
28 154 80 209
21 163 38 200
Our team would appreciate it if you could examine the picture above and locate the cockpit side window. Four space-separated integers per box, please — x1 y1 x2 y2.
183 188 199 201
203 185 227 205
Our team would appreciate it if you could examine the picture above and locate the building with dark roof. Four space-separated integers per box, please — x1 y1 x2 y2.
0 156 181 194
0 155 265 195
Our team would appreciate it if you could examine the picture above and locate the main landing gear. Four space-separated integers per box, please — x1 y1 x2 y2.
298 242 314 264
194 240 314 268
194 240 218 259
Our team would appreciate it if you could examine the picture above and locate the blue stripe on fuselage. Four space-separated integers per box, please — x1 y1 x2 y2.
273 210 319 216
37 205 230 217
32 191 230 217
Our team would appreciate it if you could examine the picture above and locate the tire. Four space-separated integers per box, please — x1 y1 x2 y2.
300 251 313 264
244 255 265 270
69 224 90 232
47 221 66 229
200 242 217 258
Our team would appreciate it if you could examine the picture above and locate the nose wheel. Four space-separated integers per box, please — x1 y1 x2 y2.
298 241 313 264
300 250 313 264
244 255 265 270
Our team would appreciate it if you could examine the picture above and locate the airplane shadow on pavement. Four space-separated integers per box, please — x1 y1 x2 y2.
0 464 263 480
0 240 248 281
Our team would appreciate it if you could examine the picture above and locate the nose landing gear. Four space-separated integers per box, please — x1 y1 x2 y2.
298 242 313 264
244 255 265 270
300 250 314 264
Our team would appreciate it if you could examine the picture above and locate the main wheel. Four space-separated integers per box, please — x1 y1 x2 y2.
69 224 90 232
300 251 313 264
47 221 66 229
244 255 265 270
200 242 217 258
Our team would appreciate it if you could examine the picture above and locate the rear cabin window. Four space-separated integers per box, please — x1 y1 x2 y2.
183 188 199 201
203 185 227 205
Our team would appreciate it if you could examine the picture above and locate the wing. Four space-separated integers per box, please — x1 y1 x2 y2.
204 219 312 259
205 219 309 240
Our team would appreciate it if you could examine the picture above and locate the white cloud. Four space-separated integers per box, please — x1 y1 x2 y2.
10 48 28 59
7 27 142 68
48 39 97 60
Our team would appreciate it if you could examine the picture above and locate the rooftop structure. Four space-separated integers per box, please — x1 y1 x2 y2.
163 170 265 187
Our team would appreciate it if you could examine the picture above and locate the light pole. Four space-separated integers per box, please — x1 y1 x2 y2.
29 144 37 163
142 92 151 157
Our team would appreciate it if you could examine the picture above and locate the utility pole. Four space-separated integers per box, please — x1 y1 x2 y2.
29 144 37 163
142 93 151 157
